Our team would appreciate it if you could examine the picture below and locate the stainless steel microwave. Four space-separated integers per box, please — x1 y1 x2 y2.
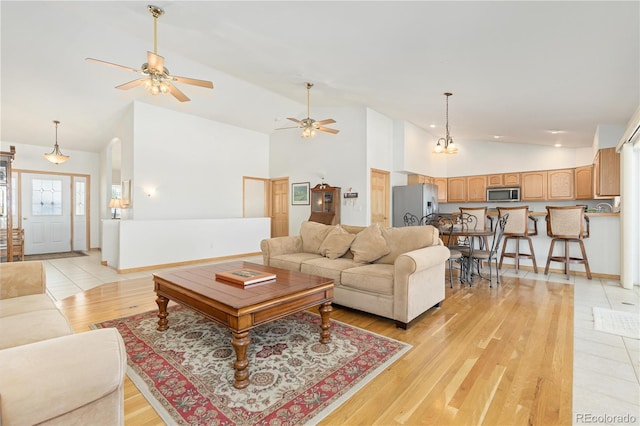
486 187 520 202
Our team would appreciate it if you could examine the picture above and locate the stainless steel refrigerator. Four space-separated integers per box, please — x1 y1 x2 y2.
392 183 439 227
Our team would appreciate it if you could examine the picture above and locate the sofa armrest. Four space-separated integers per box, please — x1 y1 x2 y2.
0 261 46 300
260 236 303 266
393 245 450 324
0 328 127 425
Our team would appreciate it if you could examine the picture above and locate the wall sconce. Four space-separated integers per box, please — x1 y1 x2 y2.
144 187 156 197
108 198 122 219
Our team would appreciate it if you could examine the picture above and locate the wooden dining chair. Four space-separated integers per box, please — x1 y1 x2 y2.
464 213 509 287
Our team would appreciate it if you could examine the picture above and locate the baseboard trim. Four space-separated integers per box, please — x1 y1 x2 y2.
114 252 262 274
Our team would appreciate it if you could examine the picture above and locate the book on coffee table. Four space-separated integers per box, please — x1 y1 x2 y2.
215 268 276 286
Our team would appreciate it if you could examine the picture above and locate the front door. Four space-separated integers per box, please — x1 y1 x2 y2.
21 173 71 254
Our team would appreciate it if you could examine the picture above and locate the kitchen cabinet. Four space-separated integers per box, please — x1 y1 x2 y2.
574 166 593 200
593 147 620 197
447 177 466 203
487 174 503 187
407 174 434 185
309 183 340 225
521 171 547 201
466 175 487 202
504 173 520 186
547 169 574 200
487 173 519 187
434 178 448 203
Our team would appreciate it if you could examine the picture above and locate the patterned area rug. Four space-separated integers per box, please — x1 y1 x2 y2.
593 307 640 339
93 306 411 425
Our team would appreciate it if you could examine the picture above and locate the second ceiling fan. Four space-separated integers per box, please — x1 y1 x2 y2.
277 83 339 138
86 5 213 102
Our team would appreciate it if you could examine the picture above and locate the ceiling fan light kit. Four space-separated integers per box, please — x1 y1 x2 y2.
44 120 70 164
86 5 214 102
433 92 458 154
276 82 339 138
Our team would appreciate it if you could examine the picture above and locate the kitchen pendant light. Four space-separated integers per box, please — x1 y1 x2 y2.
433 92 458 154
44 120 70 164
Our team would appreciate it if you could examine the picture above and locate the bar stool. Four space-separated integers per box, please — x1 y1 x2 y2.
544 206 592 280
498 206 539 274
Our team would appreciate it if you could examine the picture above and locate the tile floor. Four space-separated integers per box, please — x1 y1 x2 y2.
43 252 640 425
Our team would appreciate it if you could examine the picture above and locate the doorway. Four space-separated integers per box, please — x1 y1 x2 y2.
16 171 89 255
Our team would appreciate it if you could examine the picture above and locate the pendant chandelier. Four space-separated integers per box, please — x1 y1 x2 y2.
44 120 70 164
433 92 458 154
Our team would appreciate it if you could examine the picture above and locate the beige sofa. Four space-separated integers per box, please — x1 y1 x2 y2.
0 261 127 426
261 221 450 328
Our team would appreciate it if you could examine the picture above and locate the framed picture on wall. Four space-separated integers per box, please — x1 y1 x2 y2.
121 180 131 207
291 182 310 205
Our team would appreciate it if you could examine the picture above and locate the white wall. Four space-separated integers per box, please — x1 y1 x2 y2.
270 106 368 233
129 102 270 220
3 141 102 248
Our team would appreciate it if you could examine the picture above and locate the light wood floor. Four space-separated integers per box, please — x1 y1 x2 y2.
58 274 573 425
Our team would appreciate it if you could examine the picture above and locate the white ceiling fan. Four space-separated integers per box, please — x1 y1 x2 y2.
277 82 339 138
86 5 213 102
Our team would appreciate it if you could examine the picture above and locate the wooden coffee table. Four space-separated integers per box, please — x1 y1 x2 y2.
153 261 334 389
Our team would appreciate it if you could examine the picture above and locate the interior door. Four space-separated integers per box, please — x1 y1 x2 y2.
22 173 71 254
371 168 390 227
270 178 289 237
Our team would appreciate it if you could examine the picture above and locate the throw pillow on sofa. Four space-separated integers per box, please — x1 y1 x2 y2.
319 230 356 259
350 223 390 263
300 221 336 254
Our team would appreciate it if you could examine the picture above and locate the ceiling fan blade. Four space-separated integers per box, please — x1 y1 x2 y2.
315 119 336 126
86 57 141 74
115 78 146 90
317 127 340 134
275 126 300 130
172 75 214 89
286 117 302 124
168 83 190 102
147 51 165 71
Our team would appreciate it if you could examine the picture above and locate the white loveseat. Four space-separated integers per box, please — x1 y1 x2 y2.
0 261 127 425
261 221 450 328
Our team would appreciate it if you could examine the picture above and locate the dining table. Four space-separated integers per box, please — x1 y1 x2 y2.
440 226 495 285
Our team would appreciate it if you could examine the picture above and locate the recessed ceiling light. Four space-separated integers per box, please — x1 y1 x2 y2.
547 130 564 134
429 124 436 128
554 143 562 148
493 135 502 139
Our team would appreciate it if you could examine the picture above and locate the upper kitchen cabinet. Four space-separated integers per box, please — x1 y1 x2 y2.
521 171 547 201
447 177 466 203
574 166 593 200
487 173 520 187
593 147 620 198
547 169 574 200
467 175 487 202
434 178 448 203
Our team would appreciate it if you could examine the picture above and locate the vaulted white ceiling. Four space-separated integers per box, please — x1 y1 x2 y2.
1 1 638 153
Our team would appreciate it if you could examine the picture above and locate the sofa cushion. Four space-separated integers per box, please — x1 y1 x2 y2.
340 263 394 295
300 221 335 254
350 223 390 263
376 225 440 265
0 310 73 349
319 228 356 259
301 257 359 285
270 253 323 272
0 293 58 318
